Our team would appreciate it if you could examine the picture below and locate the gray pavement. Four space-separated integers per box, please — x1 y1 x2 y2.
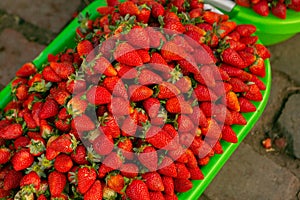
0 1 299 199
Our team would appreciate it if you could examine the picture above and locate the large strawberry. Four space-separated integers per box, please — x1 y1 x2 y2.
126 180 150 200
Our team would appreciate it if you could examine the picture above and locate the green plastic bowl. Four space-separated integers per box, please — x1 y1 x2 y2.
0 1 271 199
224 5 300 46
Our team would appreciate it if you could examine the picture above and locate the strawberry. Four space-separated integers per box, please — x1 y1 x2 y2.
67 96 88 116
77 40 94 57
0 147 11 164
49 134 77 154
128 85 153 102
151 2 165 18
20 171 41 191
119 1 140 16
39 99 59 119
238 97 257 112
194 65 216 87
102 76 128 98
138 69 163 85
239 36 258 45
161 176 175 195
3 169 23 190
66 79 86 94
84 180 103 200
120 163 139 178
175 76 192 93
174 178 193 193
271 1 286 19
71 145 89 165
235 24 256 37
97 7 115 16
188 166 204 180
149 192 165 200
114 42 143 66
143 97 161 118
158 156 178 177
236 0 251 7
142 172 164 192
252 0 269 16
161 41 185 61
92 133 114 156
175 162 191 179
166 97 193 114
121 113 138 137
48 171 66 197
147 28 167 48
15 84 29 101
77 166 97 194
203 11 228 24
106 0 119 6
164 20 186 34
50 62 75 80
194 84 218 102
108 97 131 116
138 8 151 23
146 126 177 150
220 63 252 81
229 77 249 93
16 62 37 77
93 57 117 76
0 123 23 139
11 149 34 171
157 82 180 99
254 44 271 59
50 87 71 105
231 110 247 125
250 74 266 90
137 49 151 63
86 86 111 105
249 57 266 77
221 48 245 69
54 154 73 173
243 84 263 101
98 152 123 178
106 173 124 194
224 91 240 112
222 125 238 143
126 180 150 200
137 145 158 171
126 26 150 49
0 188 10 198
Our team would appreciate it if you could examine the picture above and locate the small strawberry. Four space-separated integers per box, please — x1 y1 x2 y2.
114 42 143 66
50 62 75 80
126 180 150 200
126 26 150 49
0 147 11 164
146 126 177 150
16 62 37 77
151 2 165 18
54 154 73 173
243 84 263 101
166 97 193 114
106 173 124 194
48 171 66 197
157 82 180 99
271 1 286 19
229 77 249 93
252 0 269 16
128 85 153 102
222 125 238 143
86 86 111 105
161 41 185 61
143 97 161 118
142 172 164 192
92 133 114 156
249 57 266 77
106 0 119 6
173 178 193 193
188 166 204 180
77 166 97 194
11 149 34 171
194 84 218 102
119 1 140 16
137 145 158 171
239 36 258 45
238 97 256 112
120 163 139 178
138 7 151 24
49 134 77 154
98 152 123 178
71 145 89 165
158 156 177 177
254 44 271 59
84 180 103 200
235 24 256 37
231 110 247 125
250 74 266 90
224 91 240 112
77 40 94 57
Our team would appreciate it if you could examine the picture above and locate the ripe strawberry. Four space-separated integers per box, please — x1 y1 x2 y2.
194 84 218 102
222 125 238 143
243 84 263 101
0 147 11 164
229 77 249 93
164 20 186 34
151 2 165 18
16 62 37 77
86 86 111 105
158 156 177 177
250 74 266 90
48 171 66 197
239 36 258 45
20 171 41 191
166 97 193 114
121 113 138 137
0 123 23 139
0 188 10 198
120 163 139 178
249 57 266 77
77 40 94 57
203 11 228 24
146 126 177 150
175 162 191 179
138 7 151 23
149 191 165 200
188 166 204 180
67 96 88 116
175 76 192 93
108 97 131 117
106 0 119 6
49 134 77 154
137 145 158 171
39 99 59 119
138 69 163 85
220 63 252 81
77 166 97 194
114 42 143 66
161 176 175 195
11 149 34 171
128 85 153 102
235 24 256 37
50 87 71 106
174 178 193 193
230 110 247 125
71 145 89 165
54 154 73 173
157 82 180 99
92 133 114 156
15 84 29 101
84 180 103 200
50 62 75 80
126 180 150 200
254 44 271 59
238 97 257 112
143 97 161 118
126 26 150 49
119 1 140 16
147 28 167 48
221 48 245 69
224 91 240 112
161 41 185 61
271 1 286 19
252 0 269 16
106 173 124 194
236 0 251 7
238 50 256 67
142 172 164 192
3 169 23 190
98 152 123 178
194 65 216 87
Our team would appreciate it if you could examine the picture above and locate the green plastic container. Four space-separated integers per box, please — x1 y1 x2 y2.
0 1 271 199
224 4 300 46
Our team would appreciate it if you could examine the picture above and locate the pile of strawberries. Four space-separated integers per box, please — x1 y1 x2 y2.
0 0 271 199
235 0 300 19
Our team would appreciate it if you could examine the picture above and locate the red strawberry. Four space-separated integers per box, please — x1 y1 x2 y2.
93 57 117 77
77 40 94 57
249 57 266 77
16 62 37 77
54 154 73 173
173 178 193 193
146 126 177 150
50 87 70 106
151 2 165 18
161 176 174 195
143 97 161 118
11 149 34 171
137 145 158 171
238 50 256 67
138 69 163 85
67 96 88 116
106 0 119 6
235 24 256 37
98 152 123 178
50 62 75 80
39 99 59 119
161 41 185 61
252 0 269 16
120 163 139 178
224 91 240 112
175 76 192 93
250 74 266 90
188 166 204 180
93 133 114 156
71 145 89 165
121 113 138 137
194 84 218 102
0 123 23 139
0 188 11 198
254 44 271 59
138 8 151 23
238 97 257 112
86 86 111 105
221 48 245 68
175 163 191 179
203 11 228 24
243 84 263 101
147 28 167 48
239 36 258 45
149 192 165 200
108 97 131 116
158 156 177 177
0 147 10 164
114 42 143 66
48 171 66 197
126 26 150 49
119 1 140 16
84 180 103 200
49 134 76 154
142 172 164 192
231 110 247 125
128 85 153 102
271 1 286 19
3 169 23 190
78 166 97 194
164 20 186 34
222 125 238 143
126 180 150 200
157 82 180 99
166 97 193 114
137 49 151 63
102 76 128 98
236 0 251 7
20 171 41 191
229 77 249 92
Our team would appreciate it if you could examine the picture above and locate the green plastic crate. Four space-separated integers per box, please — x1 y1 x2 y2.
0 1 271 199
